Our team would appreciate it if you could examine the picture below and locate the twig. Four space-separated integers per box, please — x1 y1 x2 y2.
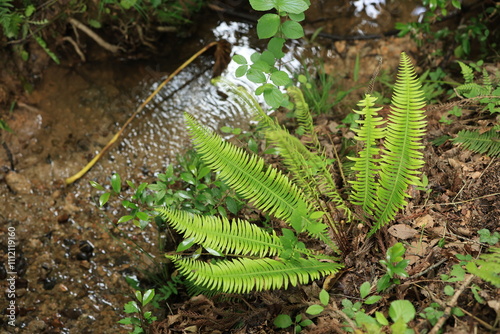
410 258 447 279
62 36 85 61
65 41 222 184
68 18 121 53
458 306 497 331
428 274 475 334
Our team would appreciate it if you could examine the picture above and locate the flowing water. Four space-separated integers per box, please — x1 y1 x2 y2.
0 1 422 332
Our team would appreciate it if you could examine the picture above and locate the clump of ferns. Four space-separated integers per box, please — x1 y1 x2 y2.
156 52 427 295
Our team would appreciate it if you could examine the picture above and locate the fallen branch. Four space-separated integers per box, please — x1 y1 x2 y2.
429 274 475 334
68 18 121 54
65 40 229 184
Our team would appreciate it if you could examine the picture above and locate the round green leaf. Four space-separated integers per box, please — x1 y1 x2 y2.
444 285 454 296
275 0 309 14
135 211 149 221
319 289 330 306
274 314 293 328
249 0 275 11
235 65 248 78
257 13 280 39
364 295 382 305
99 192 111 207
360 281 371 299
247 68 267 83
232 54 247 65
111 173 121 193
270 70 291 86
375 311 389 326
89 180 104 191
268 37 285 58
306 304 324 315
388 300 416 323
176 237 195 252
142 289 155 306
300 319 313 327
288 12 305 21
281 20 304 39
118 215 134 224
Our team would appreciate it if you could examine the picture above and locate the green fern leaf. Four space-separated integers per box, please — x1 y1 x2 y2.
157 208 282 257
349 94 385 216
287 86 319 146
456 83 492 98
372 52 426 234
452 129 500 157
184 113 314 233
457 61 474 84
168 255 342 294
466 247 500 287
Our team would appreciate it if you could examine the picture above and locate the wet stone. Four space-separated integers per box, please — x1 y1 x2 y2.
76 252 90 261
79 240 94 254
5 171 32 194
26 319 47 332
57 211 70 223
61 307 83 320
41 277 57 290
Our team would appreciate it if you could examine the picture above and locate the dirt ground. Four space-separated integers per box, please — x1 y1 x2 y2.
1 2 499 334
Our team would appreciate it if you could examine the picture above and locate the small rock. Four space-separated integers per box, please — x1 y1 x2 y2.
61 308 82 320
57 283 69 292
5 171 32 194
26 319 46 332
79 260 91 270
41 277 57 290
57 211 70 223
76 252 90 261
79 240 94 254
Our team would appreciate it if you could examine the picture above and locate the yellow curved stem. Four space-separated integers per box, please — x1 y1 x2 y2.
65 41 219 185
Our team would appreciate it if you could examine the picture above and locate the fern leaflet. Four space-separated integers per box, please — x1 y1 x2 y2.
157 208 282 257
168 255 342 294
184 113 319 233
452 128 500 157
466 247 500 288
372 52 426 234
349 94 385 216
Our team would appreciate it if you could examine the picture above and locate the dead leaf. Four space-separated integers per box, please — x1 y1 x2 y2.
388 224 417 240
414 214 435 228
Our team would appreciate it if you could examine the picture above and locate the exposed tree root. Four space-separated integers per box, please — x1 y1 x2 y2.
68 18 122 54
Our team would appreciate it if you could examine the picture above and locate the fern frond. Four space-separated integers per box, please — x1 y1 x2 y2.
372 52 426 235
168 255 342 294
466 247 500 287
184 113 314 232
288 86 319 146
267 126 352 223
456 83 492 98
458 61 474 84
452 129 500 157
157 208 282 257
349 94 385 216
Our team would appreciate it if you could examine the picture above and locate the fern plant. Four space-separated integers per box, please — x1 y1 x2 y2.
349 52 427 235
451 61 500 157
466 247 500 288
452 125 500 158
156 52 427 295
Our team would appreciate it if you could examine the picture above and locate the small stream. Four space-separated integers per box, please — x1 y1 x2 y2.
0 1 422 332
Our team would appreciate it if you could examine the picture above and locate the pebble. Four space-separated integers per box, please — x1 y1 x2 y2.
26 319 47 332
5 171 32 194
